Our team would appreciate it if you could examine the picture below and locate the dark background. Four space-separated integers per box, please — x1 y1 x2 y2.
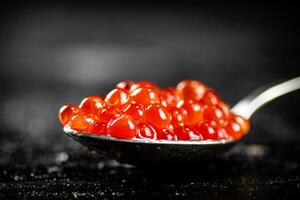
0 2 299 199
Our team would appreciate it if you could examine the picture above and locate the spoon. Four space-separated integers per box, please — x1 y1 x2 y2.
63 76 300 164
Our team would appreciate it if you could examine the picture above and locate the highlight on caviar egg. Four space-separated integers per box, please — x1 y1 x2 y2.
59 80 250 141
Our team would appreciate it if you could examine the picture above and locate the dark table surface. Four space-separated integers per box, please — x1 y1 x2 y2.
0 2 299 199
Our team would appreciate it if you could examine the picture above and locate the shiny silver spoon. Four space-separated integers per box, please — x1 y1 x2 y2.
63 77 300 164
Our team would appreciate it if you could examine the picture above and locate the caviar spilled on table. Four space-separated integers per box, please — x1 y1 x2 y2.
59 80 250 141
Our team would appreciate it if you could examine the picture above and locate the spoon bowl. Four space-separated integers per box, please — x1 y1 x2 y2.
63 77 300 164
64 126 237 164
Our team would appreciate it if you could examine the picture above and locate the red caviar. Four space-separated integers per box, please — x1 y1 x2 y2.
122 102 144 121
107 115 137 139
79 96 104 114
59 104 80 125
59 80 250 140
176 80 206 101
137 124 157 139
144 104 172 130
203 105 226 127
130 87 160 105
69 113 95 132
105 88 129 107
177 100 204 126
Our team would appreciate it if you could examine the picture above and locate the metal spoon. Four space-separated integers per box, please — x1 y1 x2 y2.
63 77 300 164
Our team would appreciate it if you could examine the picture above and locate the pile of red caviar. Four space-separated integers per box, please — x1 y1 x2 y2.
59 80 249 141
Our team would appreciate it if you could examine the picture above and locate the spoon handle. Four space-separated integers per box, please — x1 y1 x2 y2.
231 76 300 119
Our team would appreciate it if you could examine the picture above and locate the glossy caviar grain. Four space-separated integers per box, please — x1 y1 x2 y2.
69 114 95 131
176 80 206 101
97 106 120 123
122 102 144 121
105 88 129 107
89 122 106 135
225 119 243 139
107 115 137 139
159 87 178 107
59 79 250 141
59 104 80 125
137 124 157 139
202 90 220 105
177 100 204 126
157 129 177 140
233 114 250 133
130 87 160 105
198 123 219 140
203 105 226 127
144 104 172 130
175 127 201 140
79 96 104 114
169 107 184 128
